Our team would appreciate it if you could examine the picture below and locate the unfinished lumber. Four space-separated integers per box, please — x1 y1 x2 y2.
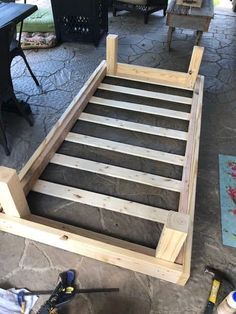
0 167 30 217
0 213 183 283
32 180 169 223
156 211 190 262
65 133 185 166
79 113 188 140
90 96 191 120
99 83 192 105
0 35 204 286
187 46 204 89
178 76 203 214
50 153 182 192
115 63 191 90
108 34 202 89
106 34 118 75
177 76 204 285
19 61 107 195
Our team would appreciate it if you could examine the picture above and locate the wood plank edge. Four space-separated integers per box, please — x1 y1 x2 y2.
18 61 107 195
51 153 182 192
90 97 191 121
79 113 188 141
177 75 204 285
116 63 194 91
0 213 184 283
65 133 185 166
32 180 169 224
107 73 193 91
99 83 192 105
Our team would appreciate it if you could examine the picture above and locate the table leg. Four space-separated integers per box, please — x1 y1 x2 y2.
0 111 10 155
2 97 34 127
167 26 174 51
0 94 33 155
195 30 203 45
0 22 34 155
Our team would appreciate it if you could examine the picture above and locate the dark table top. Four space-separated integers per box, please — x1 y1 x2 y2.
0 1 37 28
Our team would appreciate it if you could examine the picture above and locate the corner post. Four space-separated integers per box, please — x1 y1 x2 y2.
156 211 190 262
0 167 30 217
187 46 204 89
106 34 118 75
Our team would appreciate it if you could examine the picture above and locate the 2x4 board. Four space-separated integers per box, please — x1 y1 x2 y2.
0 35 204 285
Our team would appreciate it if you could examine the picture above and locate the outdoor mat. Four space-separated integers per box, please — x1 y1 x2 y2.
219 154 236 248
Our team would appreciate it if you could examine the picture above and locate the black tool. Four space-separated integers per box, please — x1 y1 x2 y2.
30 270 119 314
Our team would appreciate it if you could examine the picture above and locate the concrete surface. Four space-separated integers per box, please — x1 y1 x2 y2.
0 5 236 314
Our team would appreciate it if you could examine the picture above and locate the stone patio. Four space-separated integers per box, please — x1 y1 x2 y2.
0 5 236 314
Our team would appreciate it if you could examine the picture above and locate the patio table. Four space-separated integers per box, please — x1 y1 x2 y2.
166 0 214 49
0 1 37 154
0 1 37 28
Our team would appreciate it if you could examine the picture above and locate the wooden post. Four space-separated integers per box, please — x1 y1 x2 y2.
167 26 175 51
106 34 118 75
0 167 30 217
187 46 204 89
156 211 189 262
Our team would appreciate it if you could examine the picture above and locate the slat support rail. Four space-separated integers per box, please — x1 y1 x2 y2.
177 76 204 285
32 180 170 224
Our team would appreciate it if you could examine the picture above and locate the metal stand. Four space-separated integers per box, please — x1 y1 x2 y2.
0 21 36 154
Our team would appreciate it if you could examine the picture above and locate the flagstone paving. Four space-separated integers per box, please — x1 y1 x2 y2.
0 7 236 314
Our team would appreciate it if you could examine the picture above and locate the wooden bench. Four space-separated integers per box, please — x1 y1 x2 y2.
0 35 204 285
166 0 214 49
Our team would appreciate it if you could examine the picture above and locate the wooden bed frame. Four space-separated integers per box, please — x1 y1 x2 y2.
0 35 204 285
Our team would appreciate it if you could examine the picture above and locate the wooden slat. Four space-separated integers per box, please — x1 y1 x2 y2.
90 96 190 121
50 153 182 192
0 213 183 283
99 83 192 105
19 61 107 195
108 73 192 92
66 133 185 166
115 63 192 90
33 180 169 224
79 113 188 141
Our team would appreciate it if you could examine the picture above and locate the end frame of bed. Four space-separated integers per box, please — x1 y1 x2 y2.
0 35 204 285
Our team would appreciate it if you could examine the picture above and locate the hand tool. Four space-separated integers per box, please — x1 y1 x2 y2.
204 266 234 314
17 290 26 314
21 270 119 314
